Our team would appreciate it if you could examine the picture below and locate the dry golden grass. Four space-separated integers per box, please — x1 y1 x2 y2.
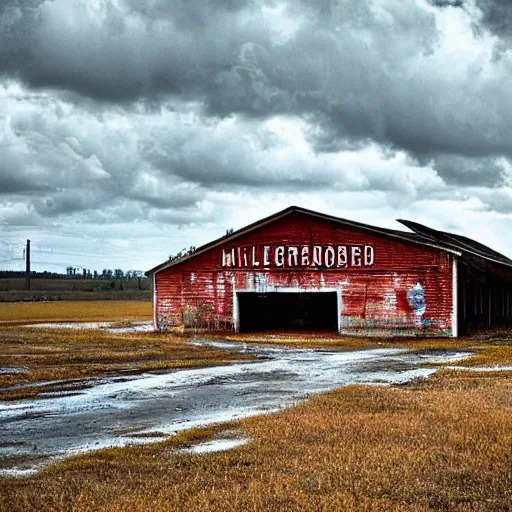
0 300 152 323
0 301 222 398
396 329 512 367
0 325 253 400
221 331 380 350
3 302 512 510
0 300 254 400
2 369 512 511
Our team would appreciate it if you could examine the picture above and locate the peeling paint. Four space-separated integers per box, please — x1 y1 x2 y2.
155 212 454 336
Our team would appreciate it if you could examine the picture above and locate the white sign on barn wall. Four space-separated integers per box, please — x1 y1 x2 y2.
221 244 375 269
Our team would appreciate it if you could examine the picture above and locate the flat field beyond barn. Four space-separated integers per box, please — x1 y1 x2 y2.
1 302 512 511
0 277 152 302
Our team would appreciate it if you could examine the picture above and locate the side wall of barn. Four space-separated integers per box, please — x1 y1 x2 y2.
457 258 512 334
154 213 455 336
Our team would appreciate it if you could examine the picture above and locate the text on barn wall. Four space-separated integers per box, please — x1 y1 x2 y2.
221 245 375 269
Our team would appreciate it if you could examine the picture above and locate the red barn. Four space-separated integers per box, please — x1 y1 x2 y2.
146 206 512 337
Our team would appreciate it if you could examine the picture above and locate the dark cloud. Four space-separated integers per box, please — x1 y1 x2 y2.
480 191 512 214
429 0 464 7
428 0 512 43
1 0 512 250
0 0 273 103
431 154 506 186
1 0 510 170
477 0 512 39
0 178 51 195
123 0 253 22
33 190 106 217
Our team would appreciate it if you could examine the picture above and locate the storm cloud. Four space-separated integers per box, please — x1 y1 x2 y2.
1 0 512 271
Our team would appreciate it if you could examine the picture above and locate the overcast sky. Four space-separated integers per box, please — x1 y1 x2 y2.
2 0 512 273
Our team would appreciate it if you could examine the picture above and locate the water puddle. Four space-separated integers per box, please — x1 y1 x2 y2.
24 321 153 333
0 340 471 475
182 438 249 455
445 365 512 372
0 467 39 477
0 367 27 375
107 322 154 333
25 322 113 330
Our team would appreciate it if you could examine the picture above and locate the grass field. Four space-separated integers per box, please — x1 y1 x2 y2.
1 302 512 510
2 369 512 511
0 301 251 400
0 277 152 302
0 300 152 323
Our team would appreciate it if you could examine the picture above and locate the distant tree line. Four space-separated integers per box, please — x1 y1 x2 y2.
0 270 147 280
65 268 145 280
0 271 63 279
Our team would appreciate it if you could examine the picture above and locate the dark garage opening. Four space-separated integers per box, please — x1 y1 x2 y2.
237 292 338 332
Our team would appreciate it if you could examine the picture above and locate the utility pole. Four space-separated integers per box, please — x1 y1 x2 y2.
25 239 31 291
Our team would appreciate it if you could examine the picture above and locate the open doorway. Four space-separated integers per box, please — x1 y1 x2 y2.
237 291 339 332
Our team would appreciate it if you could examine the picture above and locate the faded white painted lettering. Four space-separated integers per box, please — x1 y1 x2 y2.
252 246 260 266
275 246 285 267
364 245 374 266
220 244 375 269
337 246 347 267
263 246 271 266
288 247 299 267
351 246 362 267
313 246 322 267
222 249 230 267
301 246 310 266
324 246 335 268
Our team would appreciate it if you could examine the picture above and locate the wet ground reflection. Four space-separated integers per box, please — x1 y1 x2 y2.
0 340 470 474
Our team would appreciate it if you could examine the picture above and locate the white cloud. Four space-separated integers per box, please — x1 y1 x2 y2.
2 0 512 272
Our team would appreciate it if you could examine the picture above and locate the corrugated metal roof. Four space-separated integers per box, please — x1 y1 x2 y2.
396 219 512 268
146 206 511 275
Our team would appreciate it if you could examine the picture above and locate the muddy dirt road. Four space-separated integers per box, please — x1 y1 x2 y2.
0 341 469 474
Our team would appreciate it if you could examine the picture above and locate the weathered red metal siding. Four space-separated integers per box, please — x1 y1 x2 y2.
155 212 454 336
